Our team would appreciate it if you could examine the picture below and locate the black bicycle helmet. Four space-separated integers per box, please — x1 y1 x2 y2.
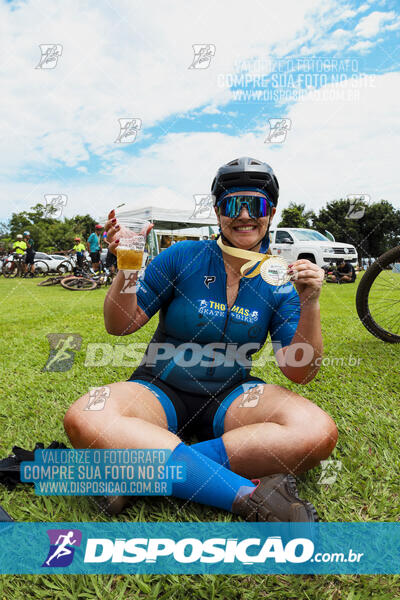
211 156 279 206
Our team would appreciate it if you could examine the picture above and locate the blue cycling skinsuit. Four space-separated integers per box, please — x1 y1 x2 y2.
128 238 301 441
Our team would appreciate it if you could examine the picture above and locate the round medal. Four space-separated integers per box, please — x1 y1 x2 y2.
260 256 291 286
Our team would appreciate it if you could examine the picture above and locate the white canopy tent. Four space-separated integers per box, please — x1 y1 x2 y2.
111 205 218 231
100 205 218 256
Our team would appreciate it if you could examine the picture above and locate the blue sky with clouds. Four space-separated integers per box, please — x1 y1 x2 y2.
1 0 400 223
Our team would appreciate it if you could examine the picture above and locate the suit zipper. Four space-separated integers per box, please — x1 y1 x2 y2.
220 306 230 342
220 268 233 342
207 273 239 376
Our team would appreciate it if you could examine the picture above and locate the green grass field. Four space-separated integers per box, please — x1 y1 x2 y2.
0 274 399 598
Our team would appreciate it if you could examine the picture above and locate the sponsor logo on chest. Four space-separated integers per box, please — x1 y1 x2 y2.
198 299 259 322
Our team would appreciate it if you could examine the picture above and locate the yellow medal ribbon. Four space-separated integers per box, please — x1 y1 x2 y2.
217 235 272 278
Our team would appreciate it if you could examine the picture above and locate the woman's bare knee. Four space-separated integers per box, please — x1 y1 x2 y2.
63 381 172 449
63 394 111 447
318 414 338 458
297 413 338 471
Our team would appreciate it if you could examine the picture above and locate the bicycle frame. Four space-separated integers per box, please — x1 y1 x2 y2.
2 253 25 277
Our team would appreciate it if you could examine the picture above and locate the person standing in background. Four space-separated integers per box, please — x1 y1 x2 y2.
23 231 35 277
12 234 26 256
103 234 118 275
72 237 86 269
87 224 103 271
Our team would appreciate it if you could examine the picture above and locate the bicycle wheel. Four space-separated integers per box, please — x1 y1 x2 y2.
57 261 72 274
2 262 18 278
33 260 49 276
60 276 98 290
37 276 63 286
356 246 400 343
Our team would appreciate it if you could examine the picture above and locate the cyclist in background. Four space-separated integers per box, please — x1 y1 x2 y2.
87 224 103 272
12 234 26 256
72 237 86 269
23 231 35 277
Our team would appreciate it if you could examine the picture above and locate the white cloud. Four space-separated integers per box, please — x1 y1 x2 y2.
0 0 347 182
341 9 357 19
355 10 397 38
304 29 352 53
349 40 375 52
5 70 398 227
267 72 400 214
386 19 400 31
1 0 400 225
201 105 222 114
96 72 400 220
306 8 400 55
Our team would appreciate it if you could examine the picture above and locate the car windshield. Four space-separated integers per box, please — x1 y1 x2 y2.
292 230 330 242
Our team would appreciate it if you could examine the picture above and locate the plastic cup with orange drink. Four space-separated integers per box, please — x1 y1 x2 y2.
115 218 150 273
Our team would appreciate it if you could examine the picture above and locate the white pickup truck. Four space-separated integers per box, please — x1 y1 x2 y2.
268 228 358 267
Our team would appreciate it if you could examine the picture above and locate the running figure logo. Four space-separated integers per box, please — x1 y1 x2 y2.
188 44 216 69
35 44 63 69
44 194 68 218
85 386 111 411
42 529 82 567
317 460 342 485
238 383 264 408
42 334 82 372
121 272 139 294
115 118 142 144
345 194 370 220
265 118 291 143
190 194 214 219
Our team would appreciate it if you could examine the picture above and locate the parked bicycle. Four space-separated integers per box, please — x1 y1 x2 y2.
56 252 91 274
38 265 115 290
356 246 400 343
2 253 48 278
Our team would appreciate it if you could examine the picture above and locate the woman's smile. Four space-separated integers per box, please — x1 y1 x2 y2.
223 211 266 248
232 223 258 233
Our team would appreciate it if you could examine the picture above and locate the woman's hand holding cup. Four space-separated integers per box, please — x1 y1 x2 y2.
105 209 154 259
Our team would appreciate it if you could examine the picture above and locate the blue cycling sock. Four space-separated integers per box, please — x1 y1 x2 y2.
191 437 231 470
168 442 255 512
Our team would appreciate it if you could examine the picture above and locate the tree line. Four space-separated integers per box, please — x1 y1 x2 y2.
0 203 98 254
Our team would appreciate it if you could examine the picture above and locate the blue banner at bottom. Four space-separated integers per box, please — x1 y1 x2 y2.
0 522 399 574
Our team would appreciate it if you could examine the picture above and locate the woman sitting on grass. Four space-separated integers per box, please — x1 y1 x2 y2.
64 157 338 522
